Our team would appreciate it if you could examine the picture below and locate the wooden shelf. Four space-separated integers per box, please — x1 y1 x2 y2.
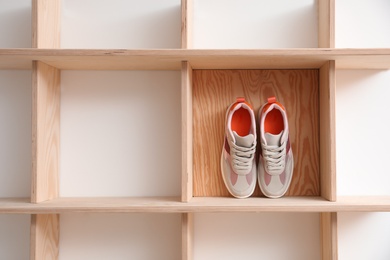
189 196 390 212
0 197 184 214
1 48 390 70
2 196 390 214
1 0 389 259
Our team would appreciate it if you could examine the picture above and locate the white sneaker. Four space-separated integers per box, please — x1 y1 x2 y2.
258 97 294 198
221 98 257 198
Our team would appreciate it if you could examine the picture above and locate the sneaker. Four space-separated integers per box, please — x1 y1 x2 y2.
258 97 294 198
221 97 257 198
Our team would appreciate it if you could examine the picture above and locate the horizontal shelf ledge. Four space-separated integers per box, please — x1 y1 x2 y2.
1 49 390 70
1 196 390 214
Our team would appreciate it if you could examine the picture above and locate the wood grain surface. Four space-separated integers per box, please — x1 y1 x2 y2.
318 0 335 48
320 61 336 201
320 212 338 260
32 0 61 48
193 70 319 197
32 61 60 203
30 214 60 260
181 0 192 49
181 213 193 260
2 49 390 70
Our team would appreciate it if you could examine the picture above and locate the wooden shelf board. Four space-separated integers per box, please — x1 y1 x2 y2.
189 196 390 212
1 49 390 70
2 196 390 214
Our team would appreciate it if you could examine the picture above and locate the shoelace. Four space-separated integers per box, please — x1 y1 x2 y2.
263 141 286 174
230 141 256 172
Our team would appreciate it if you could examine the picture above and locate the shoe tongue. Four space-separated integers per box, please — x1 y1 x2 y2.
233 131 255 148
264 130 284 146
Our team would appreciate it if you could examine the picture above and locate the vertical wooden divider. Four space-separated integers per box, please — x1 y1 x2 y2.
30 214 60 260
318 0 335 48
181 0 194 259
32 0 61 48
319 60 336 202
319 61 337 260
31 61 60 203
181 61 194 260
181 0 193 49
321 212 338 260
182 61 193 203
319 1 337 258
31 0 61 259
182 213 194 260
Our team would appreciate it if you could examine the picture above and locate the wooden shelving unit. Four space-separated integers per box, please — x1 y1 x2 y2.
1 0 390 259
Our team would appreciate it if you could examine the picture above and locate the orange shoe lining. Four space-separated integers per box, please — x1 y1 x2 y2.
231 107 251 136
264 108 284 134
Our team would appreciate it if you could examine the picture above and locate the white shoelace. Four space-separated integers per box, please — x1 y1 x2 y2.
230 141 256 172
263 141 286 174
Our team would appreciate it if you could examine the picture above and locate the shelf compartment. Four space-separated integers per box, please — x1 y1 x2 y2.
192 69 320 197
0 1 31 48
0 70 32 198
59 70 181 198
0 214 30 259
2 48 390 70
336 1 390 48
191 0 318 49
338 212 390 259
61 0 181 49
59 213 181 260
336 69 390 197
193 212 321 260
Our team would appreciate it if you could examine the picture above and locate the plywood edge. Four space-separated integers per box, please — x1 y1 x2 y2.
319 61 336 201
182 61 193 202
181 0 193 49
3 196 390 213
318 0 335 48
182 213 194 260
31 61 60 203
30 214 60 260
2 49 390 70
320 212 338 260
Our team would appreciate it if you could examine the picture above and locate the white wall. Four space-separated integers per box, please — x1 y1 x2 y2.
0 2 32 258
60 70 181 197
0 70 31 198
335 0 390 48
0 0 31 48
59 213 182 260
336 70 390 196
61 0 181 49
193 0 317 49
0 215 30 260
1 0 390 259
338 212 390 260
336 1 390 259
194 213 320 260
